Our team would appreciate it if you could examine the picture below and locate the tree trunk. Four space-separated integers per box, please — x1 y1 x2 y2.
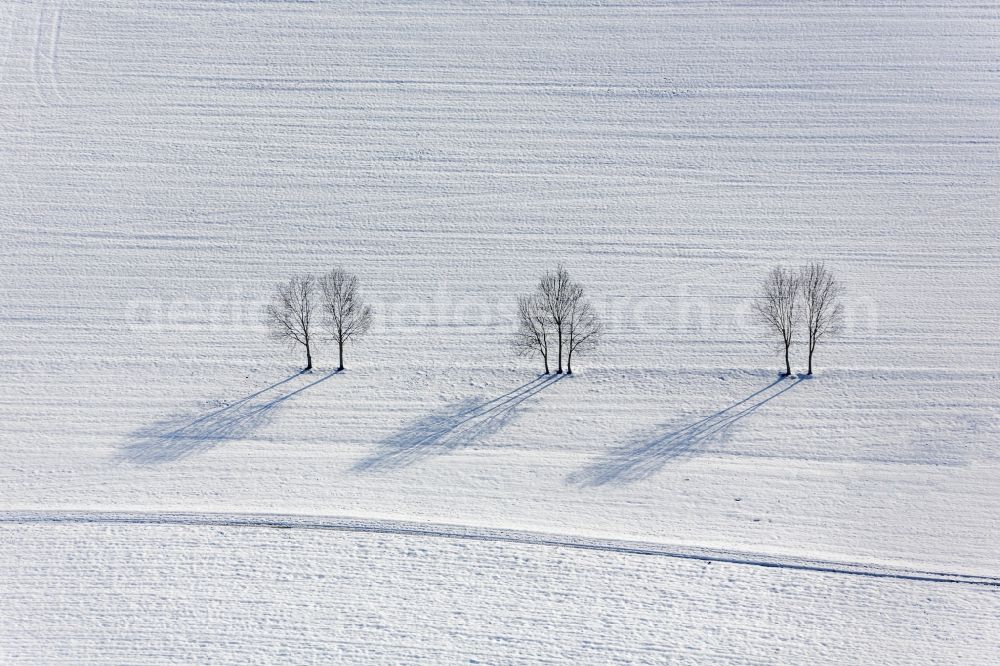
542 350 549 374
338 339 344 371
807 345 814 376
783 344 791 376
566 346 573 374
305 342 313 371
556 326 563 373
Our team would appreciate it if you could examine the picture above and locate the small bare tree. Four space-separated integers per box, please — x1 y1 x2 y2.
512 293 552 374
265 274 318 372
752 266 800 376
565 289 601 374
538 264 574 373
319 268 373 371
799 262 844 375
514 265 601 375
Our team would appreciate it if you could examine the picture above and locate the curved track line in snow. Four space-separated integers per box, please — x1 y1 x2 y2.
2 510 997 588
31 1 65 106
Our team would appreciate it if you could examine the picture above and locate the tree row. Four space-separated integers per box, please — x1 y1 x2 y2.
264 262 844 377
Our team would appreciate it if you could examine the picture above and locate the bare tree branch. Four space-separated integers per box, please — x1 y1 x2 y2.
512 293 552 374
752 266 800 376
538 264 574 374
513 264 601 375
264 274 317 371
799 261 844 375
565 290 601 375
319 267 373 371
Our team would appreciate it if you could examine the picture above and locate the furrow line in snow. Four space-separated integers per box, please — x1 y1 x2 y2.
2 510 997 588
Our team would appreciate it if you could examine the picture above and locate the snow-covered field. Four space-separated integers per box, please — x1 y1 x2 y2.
4 518 999 664
2 0 999 663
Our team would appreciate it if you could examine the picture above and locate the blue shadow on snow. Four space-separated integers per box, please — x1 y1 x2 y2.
118 370 338 465
354 374 562 472
568 377 802 486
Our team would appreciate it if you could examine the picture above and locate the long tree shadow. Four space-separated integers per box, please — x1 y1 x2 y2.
569 377 803 487
119 370 338 465
355 374 562 472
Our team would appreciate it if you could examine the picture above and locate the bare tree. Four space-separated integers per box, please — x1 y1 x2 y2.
512 293 552 374
265 274 318 372
752 266 800 376
319 268 373 371
516 264 601 375
799 262 844 375
538 264 574 373
565 289 601 374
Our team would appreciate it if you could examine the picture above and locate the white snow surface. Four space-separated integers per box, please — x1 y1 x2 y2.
2 0 999 663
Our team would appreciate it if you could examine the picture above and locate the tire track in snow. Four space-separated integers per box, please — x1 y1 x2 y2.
31 0 66 106
2 510 997 588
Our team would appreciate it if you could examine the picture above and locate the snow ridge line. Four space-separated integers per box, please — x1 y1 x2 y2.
2 510 997 588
